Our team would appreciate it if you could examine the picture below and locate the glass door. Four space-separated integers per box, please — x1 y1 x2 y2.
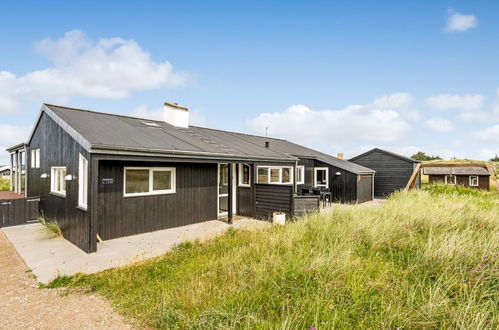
218 163 229 216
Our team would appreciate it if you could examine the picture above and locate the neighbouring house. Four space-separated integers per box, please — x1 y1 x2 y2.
349 148 420 197
423 166 491 190
6 103 374 253
0 165 11 178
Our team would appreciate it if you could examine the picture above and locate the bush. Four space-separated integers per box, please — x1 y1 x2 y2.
0 178 9 191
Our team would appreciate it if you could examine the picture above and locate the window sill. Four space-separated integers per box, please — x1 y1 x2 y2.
77 205 88 211
238 184 251 188
124 190 176 198
50 191 66 198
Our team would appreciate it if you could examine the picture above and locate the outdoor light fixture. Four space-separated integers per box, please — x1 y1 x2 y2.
40 173 48 179
64 174 73 181
335 172 342 176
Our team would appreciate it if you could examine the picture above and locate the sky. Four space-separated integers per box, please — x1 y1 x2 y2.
0 0 498 165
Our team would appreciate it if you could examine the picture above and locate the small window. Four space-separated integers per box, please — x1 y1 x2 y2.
78 154 88 209
124 167 176 197
238 164 251 187
256 166 294 184
296 166 305 184
469 176 478 187
51 167 66 196
445 175 456 185
314 167 329 187
31 149 40 169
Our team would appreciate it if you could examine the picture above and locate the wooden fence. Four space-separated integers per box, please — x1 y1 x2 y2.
0 197 39 228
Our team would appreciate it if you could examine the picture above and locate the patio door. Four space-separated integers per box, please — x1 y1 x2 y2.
217 163 237 217
218 164 229 216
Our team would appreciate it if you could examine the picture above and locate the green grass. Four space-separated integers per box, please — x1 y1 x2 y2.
37 212 63 237
0 177 9 191
51 184 499 329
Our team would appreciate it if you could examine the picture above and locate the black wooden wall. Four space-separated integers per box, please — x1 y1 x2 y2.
27 112 92 252
97 160 218 240
297 158 367 203
350 150 417 197
254 184 293 219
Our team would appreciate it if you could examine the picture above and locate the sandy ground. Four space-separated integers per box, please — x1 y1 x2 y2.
0 230 133 330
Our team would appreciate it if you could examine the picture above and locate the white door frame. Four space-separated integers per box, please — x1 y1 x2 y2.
217 163 237 217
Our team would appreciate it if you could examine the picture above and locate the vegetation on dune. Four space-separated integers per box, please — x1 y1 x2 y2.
411 151 442 161
51 184 499 329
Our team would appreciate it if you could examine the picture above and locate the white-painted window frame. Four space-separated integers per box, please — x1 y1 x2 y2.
123 167 176 197
256 166 294 185
238 163 251 187
445 175 456 185
314 167 329 188
296 166 305 185
50 166 66 197
469 176 479 187
31 149 40 169
78 154 88 210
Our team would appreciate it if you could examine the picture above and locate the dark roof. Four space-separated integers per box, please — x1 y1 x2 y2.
349 148 420 163
423 167 490 176
39 104 373 174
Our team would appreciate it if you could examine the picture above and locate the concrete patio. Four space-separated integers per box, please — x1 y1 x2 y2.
2 218 268 284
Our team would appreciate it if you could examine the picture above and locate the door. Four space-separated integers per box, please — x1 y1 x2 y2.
218 164 229 216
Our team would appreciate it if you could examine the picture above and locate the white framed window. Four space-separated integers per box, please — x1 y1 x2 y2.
469 176 478 187
256 166 293 184
78 154 88 209
445 175 456 185
238 163 251 187
31 149 40 169
314 167 329 188
124 167 176 197
51 167 66 197
296 166 305 184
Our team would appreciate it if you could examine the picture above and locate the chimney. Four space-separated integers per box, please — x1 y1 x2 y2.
164 102 189 128
265 141 270 148
337 153 344 159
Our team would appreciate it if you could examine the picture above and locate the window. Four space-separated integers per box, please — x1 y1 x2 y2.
31 149 40 168
78 154 88 209
51 167 66 196
296 166 305 184
469 176 479 187
314 167 329 187
124 167 176 197
256 166 293 184
238 164 251 187
445 175 456 185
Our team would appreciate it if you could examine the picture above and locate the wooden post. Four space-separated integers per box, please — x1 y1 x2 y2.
228 162 233 224
405 163 421 191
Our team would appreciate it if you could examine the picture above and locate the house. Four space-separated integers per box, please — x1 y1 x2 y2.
423 166 490 190
0 165 11 178
349 148 420 197
10 103 374 253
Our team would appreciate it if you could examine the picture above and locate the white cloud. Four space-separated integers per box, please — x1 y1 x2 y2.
445 9 478 32
131 105 207 126
0 124 31 165
246 93 412 145
477 124 499 144
425 117 453 132
427 93 483 111
0 30 187 114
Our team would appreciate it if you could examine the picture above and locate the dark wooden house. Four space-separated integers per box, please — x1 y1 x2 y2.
16 103 374 253
423 166 490 190
349 148 419 197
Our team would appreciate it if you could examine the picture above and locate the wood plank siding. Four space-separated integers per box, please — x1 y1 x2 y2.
428 175 490 190
255 184 293 219
27 112 93 252
297 158 371 203
293 196 319 216
97 160 218 240
350 150 417 197
0 197 39 228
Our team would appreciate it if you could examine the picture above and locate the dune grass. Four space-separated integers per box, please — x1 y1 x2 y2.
51 184 499 329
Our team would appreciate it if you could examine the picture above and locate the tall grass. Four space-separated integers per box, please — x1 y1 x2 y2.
52 184 498 329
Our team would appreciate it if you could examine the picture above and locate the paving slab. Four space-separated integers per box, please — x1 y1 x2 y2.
2 218 268 284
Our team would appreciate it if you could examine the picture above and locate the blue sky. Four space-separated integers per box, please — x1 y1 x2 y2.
1 0 498 165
